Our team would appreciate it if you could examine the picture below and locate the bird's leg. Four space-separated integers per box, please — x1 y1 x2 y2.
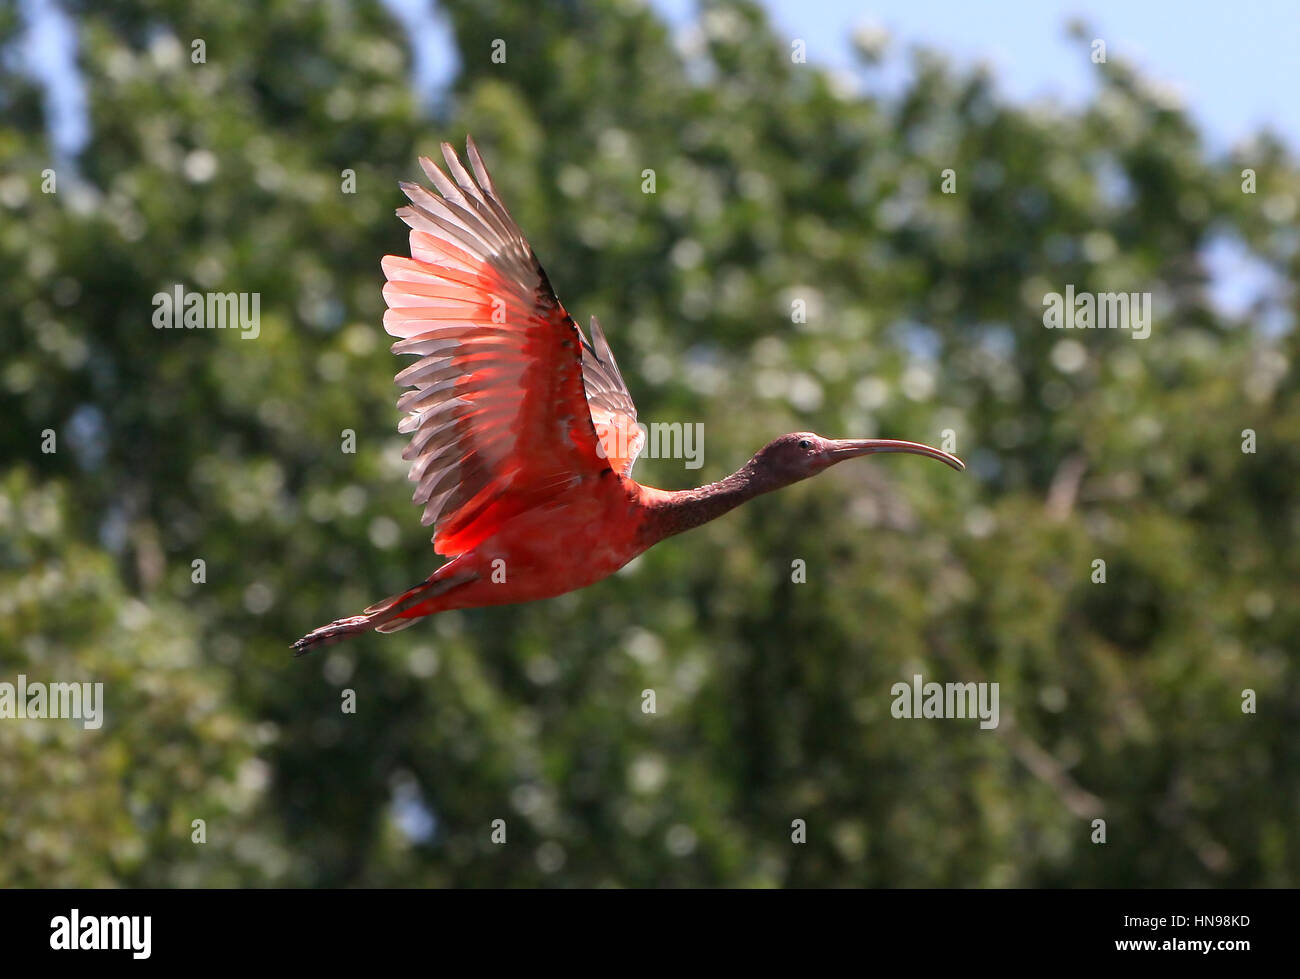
291 564 480 657
291 614 376 657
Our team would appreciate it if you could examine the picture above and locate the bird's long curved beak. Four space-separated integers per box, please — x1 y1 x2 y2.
829 438 965 472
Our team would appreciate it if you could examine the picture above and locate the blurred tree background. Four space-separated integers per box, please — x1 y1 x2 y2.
1 0 1296 887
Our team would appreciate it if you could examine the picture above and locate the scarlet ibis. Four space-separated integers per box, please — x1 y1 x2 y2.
292 138 964 655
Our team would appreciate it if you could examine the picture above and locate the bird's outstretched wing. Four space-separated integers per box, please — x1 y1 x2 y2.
580 315 644 477
383 137 626 557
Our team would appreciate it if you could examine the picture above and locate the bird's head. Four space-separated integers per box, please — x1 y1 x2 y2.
749 431 965 489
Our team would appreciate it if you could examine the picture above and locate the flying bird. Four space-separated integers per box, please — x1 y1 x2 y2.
292 138 963 655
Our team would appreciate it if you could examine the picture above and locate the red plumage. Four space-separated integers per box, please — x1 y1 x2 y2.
292 138 962 655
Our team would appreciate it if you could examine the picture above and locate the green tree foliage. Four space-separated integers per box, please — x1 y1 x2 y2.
0 0 1296 886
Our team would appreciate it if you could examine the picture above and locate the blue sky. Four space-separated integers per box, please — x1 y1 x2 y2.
675 0 1300 151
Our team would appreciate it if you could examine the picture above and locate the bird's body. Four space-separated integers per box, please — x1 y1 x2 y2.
414 474 649 615
292 138 962 655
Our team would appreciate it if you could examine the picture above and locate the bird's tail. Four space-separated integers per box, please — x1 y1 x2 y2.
291 565 479 657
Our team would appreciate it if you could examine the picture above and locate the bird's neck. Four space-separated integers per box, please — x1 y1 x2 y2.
635 462 776 546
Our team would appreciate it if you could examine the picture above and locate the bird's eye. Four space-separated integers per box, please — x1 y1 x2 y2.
798 439 812 449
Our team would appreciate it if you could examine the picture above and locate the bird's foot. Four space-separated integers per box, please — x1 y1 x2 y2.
291 614 373 657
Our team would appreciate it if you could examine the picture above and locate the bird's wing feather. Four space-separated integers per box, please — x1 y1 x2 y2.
579 315 644 477
383 137 615 557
